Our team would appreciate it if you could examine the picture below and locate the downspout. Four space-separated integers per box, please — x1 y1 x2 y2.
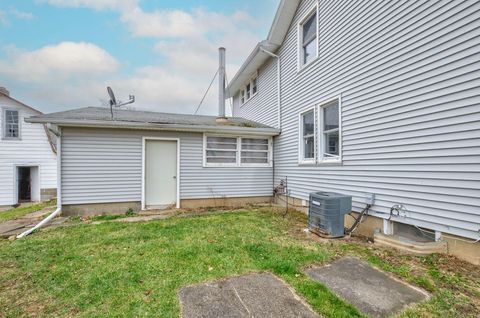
260 47 281 129
17 127 62 238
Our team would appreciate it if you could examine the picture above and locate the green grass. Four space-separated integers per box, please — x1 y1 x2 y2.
0 208 478 317
0 200 56 223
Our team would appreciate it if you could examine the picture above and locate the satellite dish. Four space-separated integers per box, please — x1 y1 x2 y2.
106 86 135 120
107 86 117 106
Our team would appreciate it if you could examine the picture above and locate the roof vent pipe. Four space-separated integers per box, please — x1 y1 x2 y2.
0 87 10 96
218 47 226 119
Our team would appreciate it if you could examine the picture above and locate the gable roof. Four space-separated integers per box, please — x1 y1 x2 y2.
0 90 57 154
226 0 300 97
26 107 281 136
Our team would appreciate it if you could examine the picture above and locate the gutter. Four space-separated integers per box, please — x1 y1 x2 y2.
25 118 281 136
17 128 62 238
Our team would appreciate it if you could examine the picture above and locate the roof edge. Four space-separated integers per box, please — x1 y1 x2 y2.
25 118 281 136
226 0 300 96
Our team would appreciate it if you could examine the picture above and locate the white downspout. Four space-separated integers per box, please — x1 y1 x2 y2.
17 127 62 238
260 47 281 129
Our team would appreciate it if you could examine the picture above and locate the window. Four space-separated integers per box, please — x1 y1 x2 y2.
300 10 317 66
204 135 271 167
300 110 315 162
298 97 342 165
205 136 238 165
240 74 258 105
3 109 19 139
320 99 340 160
241 138 269 164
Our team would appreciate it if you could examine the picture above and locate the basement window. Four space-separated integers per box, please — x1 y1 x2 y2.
3 109 20 139
204 135 272 167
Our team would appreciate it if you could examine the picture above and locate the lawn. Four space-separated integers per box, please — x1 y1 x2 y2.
0 207 478 317
0 200 56 223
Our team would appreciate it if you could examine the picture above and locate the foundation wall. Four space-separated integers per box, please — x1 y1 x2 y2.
40 188 57 201
275 195 480 265
180 196 273 209
62 202 141 216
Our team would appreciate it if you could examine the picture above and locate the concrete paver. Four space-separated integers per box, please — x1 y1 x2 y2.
179 273 319 318
306 257 429 318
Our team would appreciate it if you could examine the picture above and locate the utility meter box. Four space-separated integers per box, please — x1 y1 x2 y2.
308 192 352 238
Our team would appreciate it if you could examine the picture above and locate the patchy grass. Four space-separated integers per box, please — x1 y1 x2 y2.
0 207 478 317
0 200 56 223
89 209 137 222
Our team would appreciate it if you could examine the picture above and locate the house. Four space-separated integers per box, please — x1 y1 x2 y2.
0 88 57 207
227 0 480 264
26 106 279 215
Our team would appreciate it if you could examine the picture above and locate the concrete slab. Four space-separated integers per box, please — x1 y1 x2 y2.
179 273 319 318
306 257 429 318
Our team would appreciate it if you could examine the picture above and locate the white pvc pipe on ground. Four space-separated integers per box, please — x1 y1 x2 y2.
16 207 62 238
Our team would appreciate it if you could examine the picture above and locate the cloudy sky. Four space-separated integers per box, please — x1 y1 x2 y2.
0 0 278 115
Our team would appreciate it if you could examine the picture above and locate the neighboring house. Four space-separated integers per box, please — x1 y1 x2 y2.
227 1 480 263
0 88 57 207
26 107 279 215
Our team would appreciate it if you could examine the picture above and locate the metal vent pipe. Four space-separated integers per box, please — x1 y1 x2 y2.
218 47 226 118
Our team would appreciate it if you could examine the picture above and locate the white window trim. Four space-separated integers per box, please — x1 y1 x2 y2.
203 133 272 168
240 72 259 106
2 107 21 140
297 3 319 72
298 107 317 165
297 96 343 166
317 95 342 164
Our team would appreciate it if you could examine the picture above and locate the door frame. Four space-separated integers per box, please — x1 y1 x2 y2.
13 164 41 204
141 137 181 210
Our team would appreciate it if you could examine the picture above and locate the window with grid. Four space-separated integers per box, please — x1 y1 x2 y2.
4 109 19 139
205 136 238 164
321 100 340 159
241 138 269 165
301 110 315 161
301 11 317 65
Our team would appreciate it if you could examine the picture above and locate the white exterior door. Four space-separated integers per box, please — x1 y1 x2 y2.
144 140 178 209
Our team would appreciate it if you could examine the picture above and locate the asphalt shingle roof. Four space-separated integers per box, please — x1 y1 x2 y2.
27 107 276 130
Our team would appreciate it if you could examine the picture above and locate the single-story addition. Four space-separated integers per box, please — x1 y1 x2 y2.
26 107 279 215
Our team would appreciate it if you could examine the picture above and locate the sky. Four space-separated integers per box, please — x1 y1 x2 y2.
0 0 278 115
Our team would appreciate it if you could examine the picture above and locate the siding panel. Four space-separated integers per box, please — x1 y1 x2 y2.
61 128 273 205
234 0 480 239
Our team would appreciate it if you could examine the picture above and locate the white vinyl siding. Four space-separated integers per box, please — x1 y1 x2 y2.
0 96 57 206
60 128 273 205
234 0 480 240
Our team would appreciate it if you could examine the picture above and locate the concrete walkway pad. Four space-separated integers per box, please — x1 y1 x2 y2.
306 257 429 318
179 273 319 318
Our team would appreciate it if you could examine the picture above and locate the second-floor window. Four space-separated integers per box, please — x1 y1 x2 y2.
300 9 317 66
3 109 19 139
240 74 258 105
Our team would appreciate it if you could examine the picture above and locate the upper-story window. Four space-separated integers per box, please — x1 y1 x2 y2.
299 8 318 67
3 109 20 139
240 73 258 105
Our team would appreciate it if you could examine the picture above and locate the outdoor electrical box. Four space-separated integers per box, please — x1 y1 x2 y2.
308 192 352 238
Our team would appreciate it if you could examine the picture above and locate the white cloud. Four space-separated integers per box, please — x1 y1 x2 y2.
11 9 34 20
43 0 137 11
3 2 265 115
0 10 8 26
0 42 119 82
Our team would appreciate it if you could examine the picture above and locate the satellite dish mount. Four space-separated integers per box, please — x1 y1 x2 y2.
107 86 135 119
